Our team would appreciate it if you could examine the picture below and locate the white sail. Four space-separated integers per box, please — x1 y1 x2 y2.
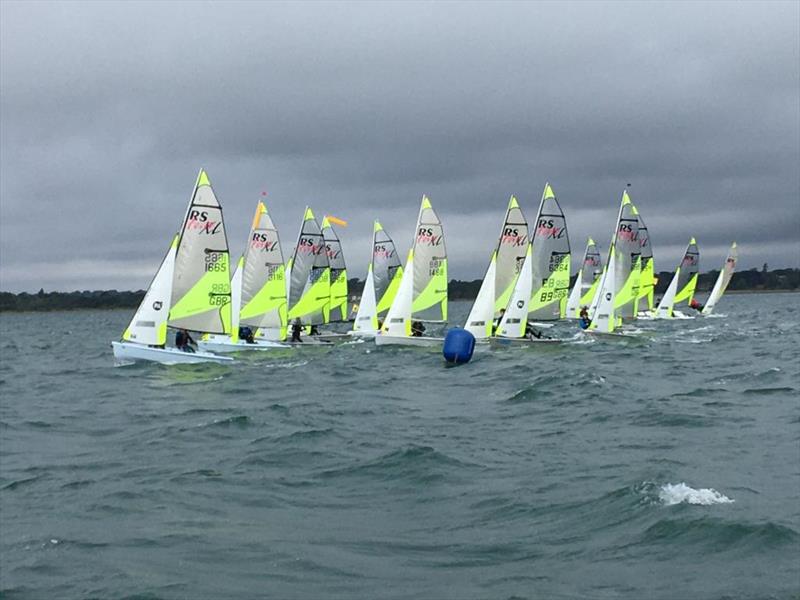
497 243 533 338
590 245 618 333
465 252 497 338
122 235 178 346
655 267 681 318
702 242 738 315
352 264 379 334
229 260 243 339
382 249 415 337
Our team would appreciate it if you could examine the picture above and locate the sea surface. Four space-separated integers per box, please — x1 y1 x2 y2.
1 293 798 599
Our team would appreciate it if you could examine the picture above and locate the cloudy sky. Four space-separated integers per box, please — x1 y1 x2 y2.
1 1 798 292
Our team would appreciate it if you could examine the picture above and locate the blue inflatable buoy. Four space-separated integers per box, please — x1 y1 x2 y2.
443 328 475 364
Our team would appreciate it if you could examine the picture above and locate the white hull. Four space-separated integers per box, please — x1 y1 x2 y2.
112 341 234 365
374 334 443 347
309 332 351 342
197 337 288 353
490 336 561 346
348 330 377 339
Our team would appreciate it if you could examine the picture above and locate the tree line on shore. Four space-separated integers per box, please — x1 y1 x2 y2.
1 267 797 312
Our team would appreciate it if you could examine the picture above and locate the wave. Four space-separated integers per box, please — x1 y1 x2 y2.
658 482 734 505
640 517 798 549
318 445 479 484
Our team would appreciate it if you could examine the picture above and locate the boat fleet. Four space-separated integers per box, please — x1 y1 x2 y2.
112 170 739 364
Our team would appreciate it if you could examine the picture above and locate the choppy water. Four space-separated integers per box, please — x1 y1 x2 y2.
1 293 798 599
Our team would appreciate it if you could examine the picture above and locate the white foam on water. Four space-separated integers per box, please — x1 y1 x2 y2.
659 482 734 506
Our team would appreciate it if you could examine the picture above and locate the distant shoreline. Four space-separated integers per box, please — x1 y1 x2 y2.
1 283 796 313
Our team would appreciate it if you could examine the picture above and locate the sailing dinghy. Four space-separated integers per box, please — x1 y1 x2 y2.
565 238 602 319
701 242 737 315
285 207 333 344
112 170 234 364
375 196 447 347
528 184 571 322
199 202 289 352
351 221 404 338
464 196 529 339
655 238 699 319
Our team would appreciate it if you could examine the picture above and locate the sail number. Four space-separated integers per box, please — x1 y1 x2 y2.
205 252 227 272
209 283 231 306
429 258 445 277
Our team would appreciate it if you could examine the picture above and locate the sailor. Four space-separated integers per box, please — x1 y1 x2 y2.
290 317 303 343
175 328 196 352
578 306 592 330
239 326 255 344
525 321 545 339
308 324 320 336
410 321 426 337
492 308 506 336
689 298 704 312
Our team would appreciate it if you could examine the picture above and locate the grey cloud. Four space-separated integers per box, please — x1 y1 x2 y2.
1 1 798 292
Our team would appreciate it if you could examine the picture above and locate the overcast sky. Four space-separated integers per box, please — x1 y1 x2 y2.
1 1 798 292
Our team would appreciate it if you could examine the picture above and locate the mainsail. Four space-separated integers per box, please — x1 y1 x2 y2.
636 213 655 313
322 217 348 322
673 237 700 307
528 183 571 320
286 207 330 325
566 237 602 318
410 196 448 321
373 221 403 316
239 202 288 339
168 169 232 334
465 196 529 337
122 235 178 346
702 242 738 315
613 192 641 319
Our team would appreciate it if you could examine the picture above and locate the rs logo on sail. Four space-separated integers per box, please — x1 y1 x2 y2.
187 210 222 235
536 219 565 239
417 227 443 246
250 232 278 251
501 228 528 246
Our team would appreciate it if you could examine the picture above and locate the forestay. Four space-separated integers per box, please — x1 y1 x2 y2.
287 208 330 325
168 169 232 334
411 196 448 321
529 183 571 321
239 202 288 339
122 235 178 346
322 217 348 322
702 242 737 315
